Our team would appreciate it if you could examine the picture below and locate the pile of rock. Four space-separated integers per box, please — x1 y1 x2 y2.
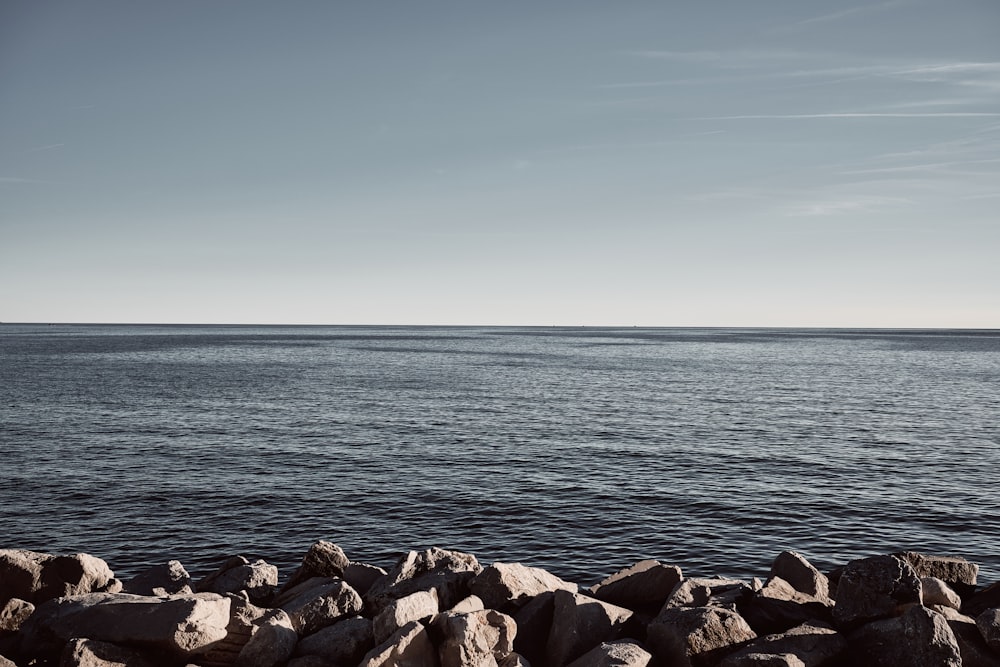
2 543 1000 667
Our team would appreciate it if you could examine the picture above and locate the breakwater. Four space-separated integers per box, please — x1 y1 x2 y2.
2 543 999 666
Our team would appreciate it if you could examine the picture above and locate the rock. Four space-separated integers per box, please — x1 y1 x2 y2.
235 610 298 667
722 654 804 667
665 577 755 611
287 657 331 667
374 589 440 644
769 552 829 601
545 589 633 667
470 562 578 612
847 605 961 666
121 560 192 596
832 555 922 629
949 617 1000 667
977 607 1000 651
282 541 351 593
897 552 979 597
0 656 15 667
499 653 531 667
0 549 118 606
295 616 374 665
0 598 34 633
21 592 231 659
967 583 1000 617
448 595 486 614
588 560 682 612
275 577 363 636
359 620 438 667
740 577 832 636
365 548 482 613
60 638 156 667
345 563 389 597
564 640 653 667
719 623 845 667
196 555 278 605
435 609 517 667
922 577 962 610
647 605 756 667
513 591 555 667
197 594 269 667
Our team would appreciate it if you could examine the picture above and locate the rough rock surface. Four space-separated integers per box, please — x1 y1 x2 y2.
121 560 191 596
769 552 829 601
234 610 297 667
345 563 389 597
197 594 269 667
435 609 516 667
897 552 979 596
365 548 482 613
359 620 438 667
564 640 653 667
665 577 755 611
977 607 1000 652
588 560 682 611
60 638 156 667
0 550 119 606
948 616 1000 667
374 589 440 643
274 577 363 636
922 576 962 610
196 555 279 604
471 562 578 611
282 541 351 593
847 605 961 666
0 598 34 633
546 589 634 667
512 590 555 666
832 555 922 629
647 605 757 667
741 576 832 636
719 623 846 667
294 616 374 665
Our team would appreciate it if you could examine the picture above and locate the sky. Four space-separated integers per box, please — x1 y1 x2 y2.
1 1 998 327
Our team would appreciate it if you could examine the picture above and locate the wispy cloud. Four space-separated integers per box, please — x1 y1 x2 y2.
784 196 911 217
776 0 907 31
25 143 65 153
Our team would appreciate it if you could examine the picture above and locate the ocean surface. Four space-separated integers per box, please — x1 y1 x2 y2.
2 324 998 587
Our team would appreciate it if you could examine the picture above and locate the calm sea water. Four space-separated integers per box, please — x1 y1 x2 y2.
1 325 998 586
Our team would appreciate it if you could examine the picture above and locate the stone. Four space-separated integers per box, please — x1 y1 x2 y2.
121 560 192 596
740 577 832 636
665 577 754 611
21 592 231 659
545 589 633 667
374 589 440 644
60 638 156 667
286 657 331 667
499 653 531 667
722 654 804 667
564 640 653 667
197 594 269 667
0 656 15 667
769 552 829 601
359 620 438 667
0 598 34 633
295 616 374 665
588 560 682 611
235 610 298 667
922 577 962 610
448 595 486 614
365 548 482 613
435 609 517 667
345 563 389 597
967 583 1000 617
512 591 555 667
832 555 922 629
847 605 961 666
0 549 118 606
719 623 846 667
949 617 1000 667
275 577 363 636
977 607 1000 651
282 541 351 593
897 552 979 596
471 562 578 611
647 605 756 667
196 555 278 605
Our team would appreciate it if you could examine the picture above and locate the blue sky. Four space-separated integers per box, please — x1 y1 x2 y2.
2 1 998 326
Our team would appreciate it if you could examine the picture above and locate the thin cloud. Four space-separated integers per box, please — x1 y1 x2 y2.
25 143 65 153
777 0 907 31
783 195 911 217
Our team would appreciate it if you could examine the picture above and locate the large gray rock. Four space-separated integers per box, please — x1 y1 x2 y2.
512 591 555 667
832 555 922 629
897 552 979 596
588 560 682 611
282 541 351 593
60 638 156 667
949 616 1000 667
471 562 578 611
197 594 269 667
545 589 633 667
275 577 363 636
375 589 440 644
721 654 804 667
0 655 15 667
235 609 298 667
665 577 755 611
196 555 278 605
345 563 389 597
121 560 192 596
719 623 846 667
847 605 961 666
565 640 653 667
740 577 832 636
359 620 439 667
977 607 1000 652
769 553 829 602
0 550 119 606
295 616 374 665
647 605 756 667
922 577 962 610
0 598 34 633
435 609 517 667
365 548 482 613
21 592 231 659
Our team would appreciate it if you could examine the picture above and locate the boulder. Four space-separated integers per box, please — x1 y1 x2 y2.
847 605 961 666
564 640 653 667
282 541 351 593
471 562 578 611
235 610 298 667
545 589 633 667
500 653 531 667
295 616 374 665
448 595 486 614
21 592 231 659
897 552 979 597
365 548 482 613
345 563 389 597
665 577 755 611
513 591 555 667
647 605 756 667
922 577 962 610
274 577 363 636
197 593 269 667
740 577 832 636
196 555 278 605
721 654 804 667
0 549 119 606
0 598 34 633
977 607 1000 652
948 617 1000 667
0 655 14 667
434 609 517 667
374 589 440 644
287 657 330 667
967 583 1000 617
588 560 682 612
359 620 438 667
719 623 846 667
121 560 192 596
769 553 829 601
832 555 922 629
60 638 156 667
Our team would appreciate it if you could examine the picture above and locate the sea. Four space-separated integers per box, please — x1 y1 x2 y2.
1 324 998 587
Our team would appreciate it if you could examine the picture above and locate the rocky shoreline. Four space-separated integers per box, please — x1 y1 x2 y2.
2 544 999 667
